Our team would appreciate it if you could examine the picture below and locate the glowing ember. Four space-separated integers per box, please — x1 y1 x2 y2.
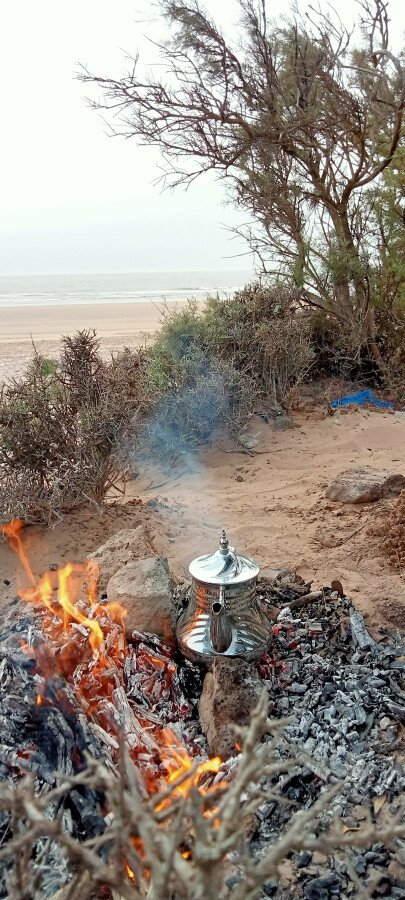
124 860 136 882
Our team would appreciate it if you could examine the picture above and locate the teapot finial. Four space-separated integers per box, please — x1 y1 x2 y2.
219 529 229 553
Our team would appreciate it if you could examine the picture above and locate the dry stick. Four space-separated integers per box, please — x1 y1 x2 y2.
288 589 324 610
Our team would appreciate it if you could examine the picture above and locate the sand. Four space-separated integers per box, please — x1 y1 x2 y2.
0 301 186 382
1 404 404 634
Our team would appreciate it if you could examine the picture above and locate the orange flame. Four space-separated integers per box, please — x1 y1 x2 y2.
159 727 222 796
124 860 136 882
3 520 105 653
1 520 36 587
3 518 226 816
56 564 104 651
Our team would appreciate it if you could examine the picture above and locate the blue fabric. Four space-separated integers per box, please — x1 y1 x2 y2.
331 389 393 410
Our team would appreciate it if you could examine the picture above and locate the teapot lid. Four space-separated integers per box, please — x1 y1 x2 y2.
189 530 260 585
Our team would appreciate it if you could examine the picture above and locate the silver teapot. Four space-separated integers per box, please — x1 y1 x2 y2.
176 531 270 662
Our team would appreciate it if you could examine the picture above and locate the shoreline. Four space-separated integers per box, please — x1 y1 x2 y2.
0 300 188 382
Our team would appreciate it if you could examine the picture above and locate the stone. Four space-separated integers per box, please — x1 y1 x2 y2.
199 658 264 759
87 526 152 593
326 467 405 504
106 557 173 639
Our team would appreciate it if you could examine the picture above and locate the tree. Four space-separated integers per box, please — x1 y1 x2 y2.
80 0 405 364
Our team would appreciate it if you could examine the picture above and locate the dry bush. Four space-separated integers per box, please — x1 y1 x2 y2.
0 333 150 526
203 283 314 407
1 693 404 900
373 489 405 570
145 285 314 422
130 357 256 464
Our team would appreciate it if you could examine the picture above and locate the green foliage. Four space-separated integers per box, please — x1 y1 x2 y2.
146 284 314 405
37 357 58 377
144 303 206 392
202 283 313 404
137 360 255 459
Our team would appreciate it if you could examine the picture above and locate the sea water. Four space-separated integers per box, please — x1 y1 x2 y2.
0 271 253 308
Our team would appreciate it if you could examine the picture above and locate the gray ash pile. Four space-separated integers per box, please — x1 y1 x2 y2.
248 576 405 898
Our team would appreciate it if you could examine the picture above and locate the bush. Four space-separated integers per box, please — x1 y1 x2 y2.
146 285 314 410
202 283 313 405
132 358 256 463
143 303 206 392
0 332 149 525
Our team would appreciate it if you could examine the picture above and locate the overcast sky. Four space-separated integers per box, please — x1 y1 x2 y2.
0 0 403 275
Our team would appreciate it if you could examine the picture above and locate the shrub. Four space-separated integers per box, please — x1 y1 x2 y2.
203 283 313 406
147 285 314 411
132 358 256 463
0 332 149 525
143 302 206 392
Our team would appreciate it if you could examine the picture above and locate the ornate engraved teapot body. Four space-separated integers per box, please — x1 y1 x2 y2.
176 531 270 662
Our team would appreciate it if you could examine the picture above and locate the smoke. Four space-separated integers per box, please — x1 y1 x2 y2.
120 353 253 478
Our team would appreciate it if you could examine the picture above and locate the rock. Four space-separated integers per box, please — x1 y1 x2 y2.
106 557 173 639
199 658 264 759
87 526 152 593
331 579 344 597
326 467 405 504
238 430 261 450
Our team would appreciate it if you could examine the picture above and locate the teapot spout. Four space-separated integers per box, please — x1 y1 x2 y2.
210 588 232 653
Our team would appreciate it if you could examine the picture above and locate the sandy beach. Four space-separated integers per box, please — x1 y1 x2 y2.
0 300 184 382
1 406 404 632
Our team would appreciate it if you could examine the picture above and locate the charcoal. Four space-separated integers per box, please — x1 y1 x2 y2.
304 873 342 899
1 575 405 899
262 881 278 897
350 611 375 650
353 855 367 876
296 851 313 868
68 788 105 839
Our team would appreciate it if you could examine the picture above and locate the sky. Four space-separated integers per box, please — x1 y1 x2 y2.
0 0 403 276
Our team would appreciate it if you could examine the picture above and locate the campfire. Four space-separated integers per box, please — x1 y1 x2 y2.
1 521 222 787
1 522 405 899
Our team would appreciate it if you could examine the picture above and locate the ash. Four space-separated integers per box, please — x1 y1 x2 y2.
250 580 405 898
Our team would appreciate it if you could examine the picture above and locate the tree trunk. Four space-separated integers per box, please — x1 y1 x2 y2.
363 306 386 369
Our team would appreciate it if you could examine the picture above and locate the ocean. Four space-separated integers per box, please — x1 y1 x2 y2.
0 271 254 308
